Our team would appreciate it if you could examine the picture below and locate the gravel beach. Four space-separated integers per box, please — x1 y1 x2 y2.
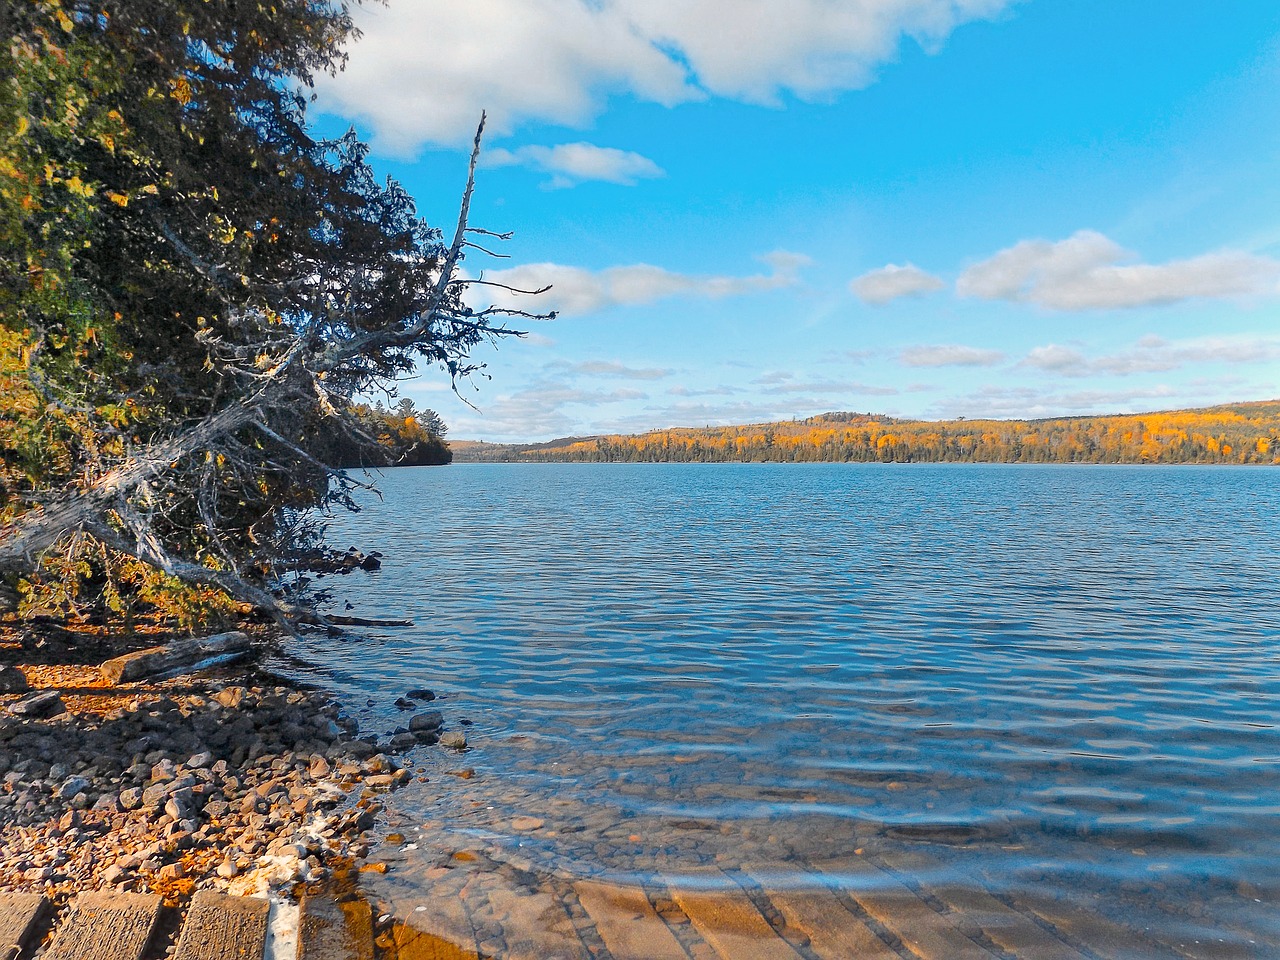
0 625 446 910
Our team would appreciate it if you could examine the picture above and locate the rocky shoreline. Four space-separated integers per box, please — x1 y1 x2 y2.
0 630 457 916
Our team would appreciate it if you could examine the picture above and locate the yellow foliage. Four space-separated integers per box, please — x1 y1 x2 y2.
513 401 1280 465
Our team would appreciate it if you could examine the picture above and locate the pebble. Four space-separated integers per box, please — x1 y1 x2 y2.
0 677 424 900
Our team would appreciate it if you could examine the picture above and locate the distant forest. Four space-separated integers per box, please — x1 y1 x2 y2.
453 401 1280 465
326 400 451 468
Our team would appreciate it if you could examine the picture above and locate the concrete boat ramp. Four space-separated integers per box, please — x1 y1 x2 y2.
0 866 1181 960
0 889 370 960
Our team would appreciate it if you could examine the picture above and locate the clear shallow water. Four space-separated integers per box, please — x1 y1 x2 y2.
289 463 1279 957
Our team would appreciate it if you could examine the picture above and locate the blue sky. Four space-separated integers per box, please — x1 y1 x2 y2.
315 0 1280 441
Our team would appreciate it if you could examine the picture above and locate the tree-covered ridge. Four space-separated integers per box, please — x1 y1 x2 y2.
457 401 1280 465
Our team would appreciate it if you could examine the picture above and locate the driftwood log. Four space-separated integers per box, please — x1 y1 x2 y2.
99 631 252 684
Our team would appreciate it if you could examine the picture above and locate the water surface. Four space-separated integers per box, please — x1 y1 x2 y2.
287 463 1279 958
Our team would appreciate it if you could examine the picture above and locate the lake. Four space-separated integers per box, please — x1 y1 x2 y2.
285 463 1279 958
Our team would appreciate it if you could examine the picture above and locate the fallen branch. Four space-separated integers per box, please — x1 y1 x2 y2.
99 631 252 684
323 614 413 628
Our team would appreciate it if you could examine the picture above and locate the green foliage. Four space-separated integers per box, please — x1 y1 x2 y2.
1 1 507 626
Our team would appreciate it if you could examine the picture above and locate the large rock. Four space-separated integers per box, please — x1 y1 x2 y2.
8 690 65 718
0 666 30 694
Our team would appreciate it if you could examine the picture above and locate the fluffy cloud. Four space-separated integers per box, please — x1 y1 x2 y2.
899 344 1005 367
1021 334 1280 377
319 0 1018 152
1020 343 1088 374
957 230 1280 309
485 142 664 187
850 263 945 304
470 251 807 316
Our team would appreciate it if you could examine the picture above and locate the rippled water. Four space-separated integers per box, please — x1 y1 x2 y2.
287 463 1279 957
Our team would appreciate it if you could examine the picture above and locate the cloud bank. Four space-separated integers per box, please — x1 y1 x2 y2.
320 0 1019 152
958 230 1280 309
1021 334 1280 377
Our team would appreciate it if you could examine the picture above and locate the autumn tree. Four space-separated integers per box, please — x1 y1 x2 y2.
0 0 548 627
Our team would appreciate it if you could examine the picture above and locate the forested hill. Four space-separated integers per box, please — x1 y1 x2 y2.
452 400 1280 465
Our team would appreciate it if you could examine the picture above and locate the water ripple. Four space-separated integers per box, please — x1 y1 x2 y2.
290 463 1280 955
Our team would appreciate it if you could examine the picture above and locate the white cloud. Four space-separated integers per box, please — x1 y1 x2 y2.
470 250 807 316
1019 343 1091 375
320 0 1019 152
957 230 1280 310
1020 334 1280 377
485 142 664 187
899 344 1005 367
851 263 945 304
936 384 1181 420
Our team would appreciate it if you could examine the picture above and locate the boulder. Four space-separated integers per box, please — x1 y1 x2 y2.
0 666 30 694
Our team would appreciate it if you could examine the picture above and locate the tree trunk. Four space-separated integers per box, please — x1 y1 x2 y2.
0 402 257 573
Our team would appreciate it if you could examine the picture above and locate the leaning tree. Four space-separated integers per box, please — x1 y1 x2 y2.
0 0 550 628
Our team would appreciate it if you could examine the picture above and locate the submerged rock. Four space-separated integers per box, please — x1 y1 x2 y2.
439 731 467 751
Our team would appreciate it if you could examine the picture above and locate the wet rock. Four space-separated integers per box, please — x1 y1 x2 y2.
393 697 414 710
406 688 435 702
439 731 467 750
408 711 443 735
390 732 417 752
